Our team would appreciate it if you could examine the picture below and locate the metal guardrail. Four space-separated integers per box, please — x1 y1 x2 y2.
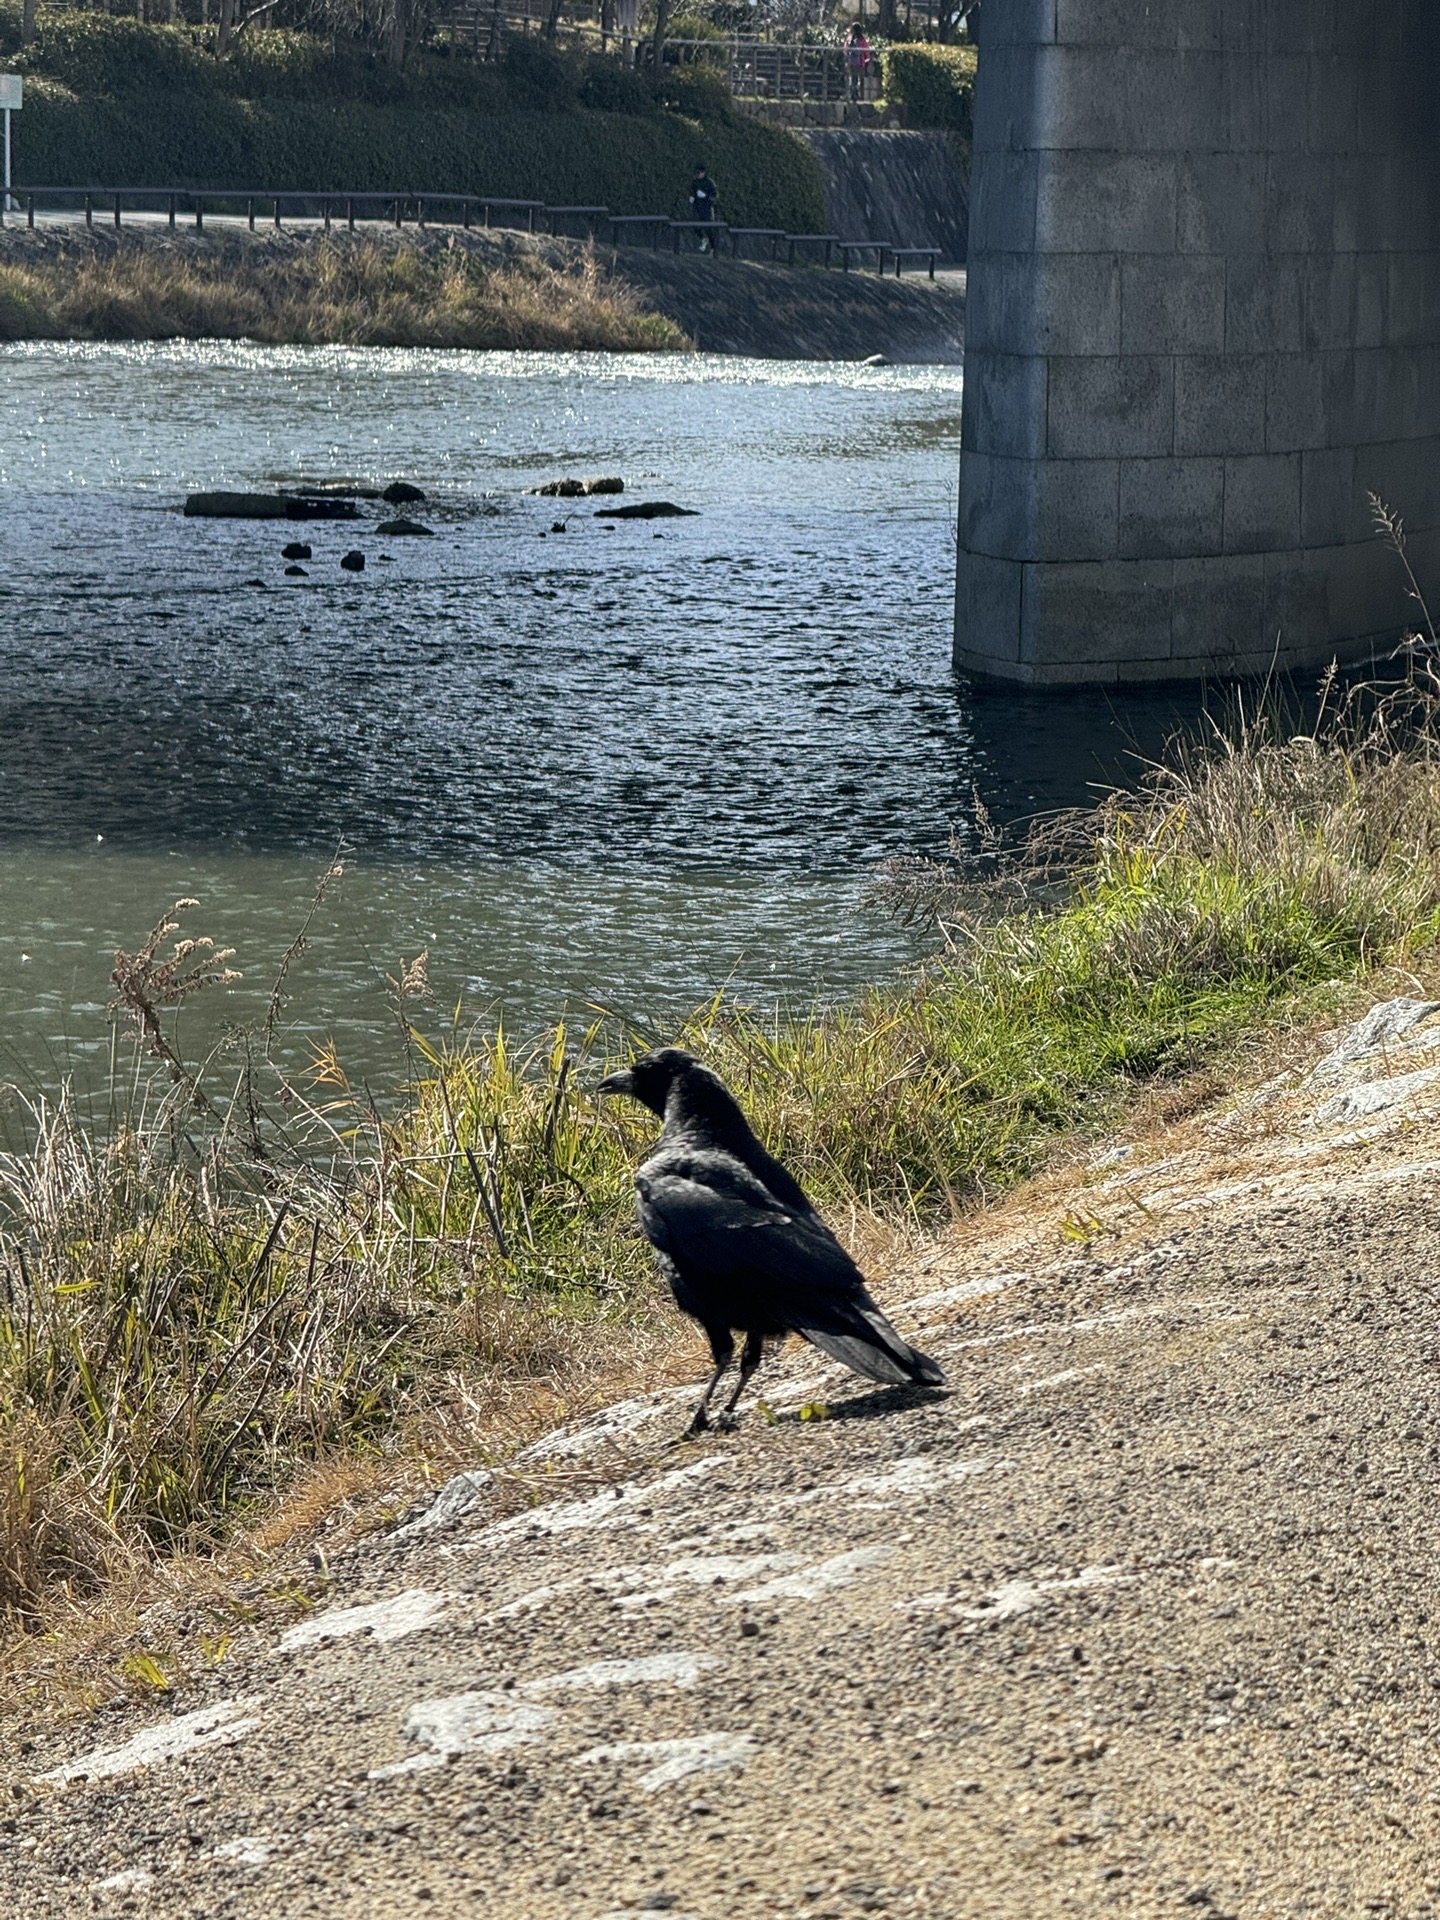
665 40 862 104
2 185 942 278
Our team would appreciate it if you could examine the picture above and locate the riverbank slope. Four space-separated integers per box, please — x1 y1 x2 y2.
0 224 966 361
8 987 1440 1916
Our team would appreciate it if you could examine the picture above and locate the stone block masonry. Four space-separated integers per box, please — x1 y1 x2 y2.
954 0 1440 685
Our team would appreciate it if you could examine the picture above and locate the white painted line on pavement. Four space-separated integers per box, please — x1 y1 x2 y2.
279 1588 454 1651
578 1731 756 1791
41 1698 262 1785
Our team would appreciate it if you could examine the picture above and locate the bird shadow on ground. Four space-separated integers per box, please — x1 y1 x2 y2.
767 1384 952 1426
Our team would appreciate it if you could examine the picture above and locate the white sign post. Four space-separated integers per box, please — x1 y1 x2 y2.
0 75 22 222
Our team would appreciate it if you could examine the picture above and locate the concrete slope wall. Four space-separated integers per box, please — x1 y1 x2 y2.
954 0 1440 685
801 129 970 260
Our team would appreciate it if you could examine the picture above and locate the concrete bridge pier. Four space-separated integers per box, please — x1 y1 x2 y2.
954 1 1440 685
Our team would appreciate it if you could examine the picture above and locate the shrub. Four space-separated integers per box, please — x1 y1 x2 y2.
578 54 656 116
13 11 482 109
881 42 976 132
500 34 578 112
15 13 217 96
655 63 734 123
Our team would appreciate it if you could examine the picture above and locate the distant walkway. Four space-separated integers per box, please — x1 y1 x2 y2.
3 187 954 280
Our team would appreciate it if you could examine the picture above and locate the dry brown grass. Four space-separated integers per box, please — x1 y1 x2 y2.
0 1306 697 1736
0 235 690 350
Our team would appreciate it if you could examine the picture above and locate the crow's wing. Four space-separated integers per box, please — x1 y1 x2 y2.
636 1148 861 1296
636 1148 944 1388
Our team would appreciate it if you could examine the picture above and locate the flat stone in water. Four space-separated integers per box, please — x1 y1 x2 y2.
592 500 698 519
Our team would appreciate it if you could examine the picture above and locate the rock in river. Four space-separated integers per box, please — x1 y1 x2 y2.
592 501 698 520
375 518 435 537
291 480 382 500
183 492 358 522
282 541 312 560
382 481 427 505
530 476 624 498
340 551 366 573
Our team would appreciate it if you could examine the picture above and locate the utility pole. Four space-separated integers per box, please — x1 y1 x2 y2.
0 75 21 222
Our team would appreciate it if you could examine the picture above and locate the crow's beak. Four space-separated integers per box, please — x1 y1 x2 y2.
596 1069 634 1098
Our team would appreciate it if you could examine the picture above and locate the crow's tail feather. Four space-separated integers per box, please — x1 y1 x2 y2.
799 1306 946 1389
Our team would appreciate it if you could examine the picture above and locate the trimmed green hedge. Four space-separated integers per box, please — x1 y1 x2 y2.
15 81 827 230
881 43 976 133
4 12 494 105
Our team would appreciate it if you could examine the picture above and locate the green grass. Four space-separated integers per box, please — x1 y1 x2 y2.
5 676 1440 1625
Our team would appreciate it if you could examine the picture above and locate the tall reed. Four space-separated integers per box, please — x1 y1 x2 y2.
0 236 689 350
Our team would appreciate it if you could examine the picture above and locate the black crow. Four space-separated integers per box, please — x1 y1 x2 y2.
598 1047 945 1435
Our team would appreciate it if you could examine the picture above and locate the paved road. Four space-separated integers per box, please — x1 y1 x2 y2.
8 998 1440 1919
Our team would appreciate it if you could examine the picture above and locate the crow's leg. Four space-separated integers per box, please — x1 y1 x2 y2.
687 1326 735 1437
717 1329 765 1424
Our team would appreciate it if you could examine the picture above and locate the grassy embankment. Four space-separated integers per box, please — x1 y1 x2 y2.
6 605 1440 1697
0 10 826 228
0 237 690 348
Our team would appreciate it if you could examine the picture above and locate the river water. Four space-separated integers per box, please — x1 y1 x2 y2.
0 342 1183 1090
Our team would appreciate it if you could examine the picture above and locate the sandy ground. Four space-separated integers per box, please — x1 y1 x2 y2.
0 220 966 363
7 996 1440 1919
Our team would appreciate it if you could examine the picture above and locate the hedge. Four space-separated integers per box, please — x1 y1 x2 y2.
881 43 976 134
13 81 828 231
0 10 826 229
4 12 502 105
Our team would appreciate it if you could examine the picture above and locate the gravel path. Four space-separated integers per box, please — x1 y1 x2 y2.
7 999 1440 1920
